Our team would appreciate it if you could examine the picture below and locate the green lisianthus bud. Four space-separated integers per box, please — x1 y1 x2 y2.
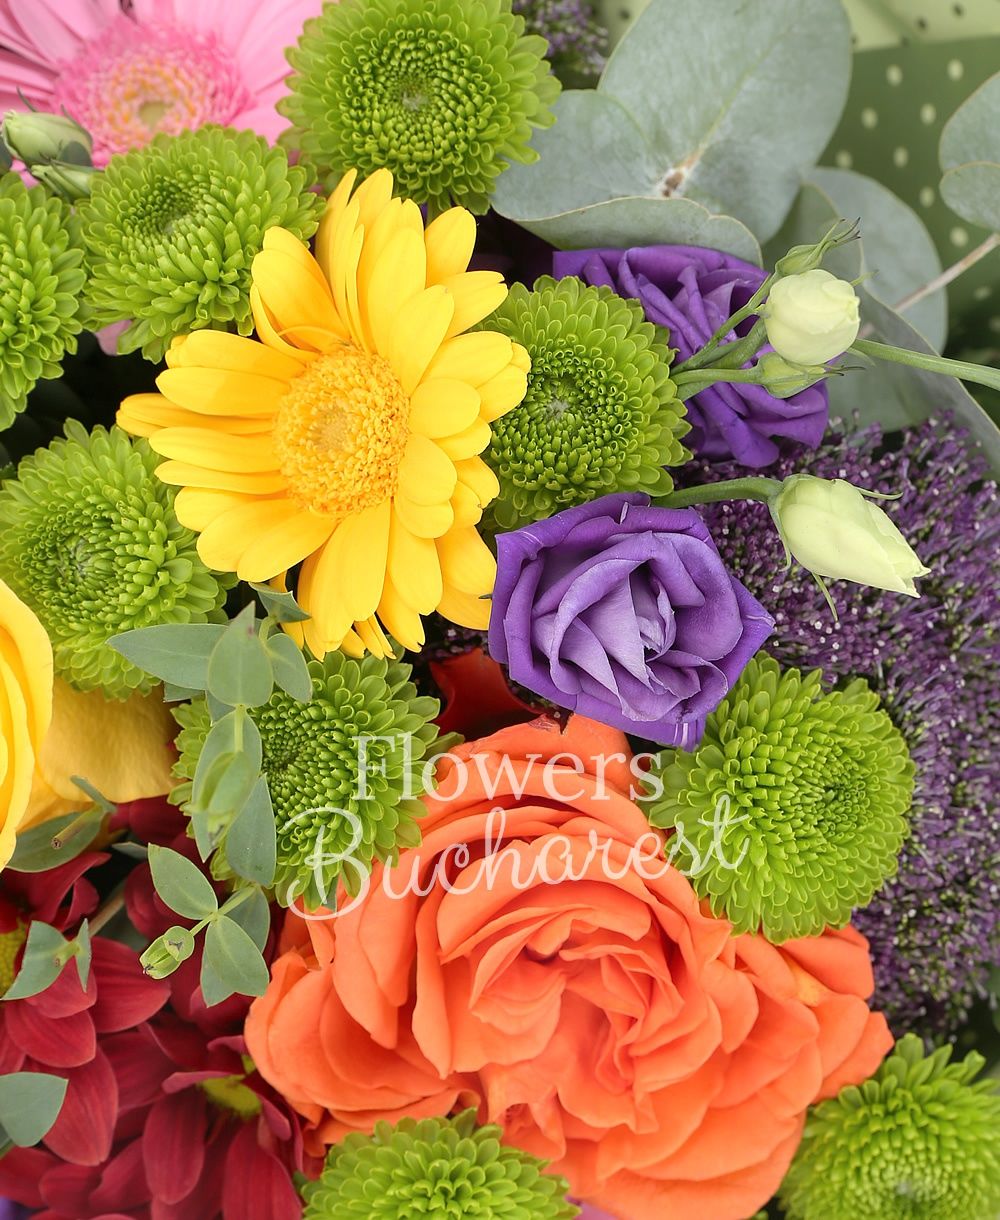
764 270 860 366
30 162 96 202
756 352 826 399
771 474 929 596
140 925 196 978
774 218 859 277
2 109 93 167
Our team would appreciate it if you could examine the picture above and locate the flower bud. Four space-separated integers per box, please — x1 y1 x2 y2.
764 270 860 366
771 475 929 596
774 219 859 277
29 161 95 203
756 353 826 399
140 925 196 979
2 109 92 167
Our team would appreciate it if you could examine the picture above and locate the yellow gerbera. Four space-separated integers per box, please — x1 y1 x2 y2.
117 168 529 658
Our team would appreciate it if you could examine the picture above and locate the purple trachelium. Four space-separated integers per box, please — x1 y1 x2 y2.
512 0 607 79
685 417 999 1037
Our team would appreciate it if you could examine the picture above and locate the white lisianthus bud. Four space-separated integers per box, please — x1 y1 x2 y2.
764 270 860 366
771 475 929 596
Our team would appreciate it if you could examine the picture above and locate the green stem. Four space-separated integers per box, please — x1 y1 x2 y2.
659 476 781 509
675 366 765 401
851 338 1000 393
675 281 774 372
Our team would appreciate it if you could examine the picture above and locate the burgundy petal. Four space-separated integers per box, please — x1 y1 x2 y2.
43 1049 118 1164
103 1029 173 1111
7 1003 95 1068
90 1138 150 1214
0 1144 54 1207
150 1132 225 1220
0 1013 27 1073
223 1125 300 1220
91 939 168 1032
143 1089 207 1204
40 1162 102 1213
26 959 96 1019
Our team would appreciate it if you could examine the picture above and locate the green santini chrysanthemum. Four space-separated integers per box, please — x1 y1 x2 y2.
173 649 441 909
483 276 689 528
302 1110 579 1218
78 126 322 360
643 654 915 940
280 0 561 215
0 422 230 698
0 172 84 428
780 1034 1000 1219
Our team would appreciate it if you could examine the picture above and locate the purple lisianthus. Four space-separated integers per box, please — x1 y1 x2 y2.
554 245 829 467
488 492 774 747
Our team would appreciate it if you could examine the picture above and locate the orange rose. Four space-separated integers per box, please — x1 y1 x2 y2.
246 716 891 1220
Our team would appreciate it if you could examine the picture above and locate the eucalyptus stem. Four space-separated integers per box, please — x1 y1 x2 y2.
659 476 781 509
675 280 774 372
851 338 1000 393
89 889 126 936
675 366 765 401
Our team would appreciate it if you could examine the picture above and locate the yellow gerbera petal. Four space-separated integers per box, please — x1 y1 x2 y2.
477 358 531 423
387 513 443 614
422 331 515 387
358 199 424 311
174 487 263 532
336 627 368 659
119 395 273 438
424 207 476 284
271 572 306 649
392 494 455 539
377 574 425 652
352 168 396 229
166 329 305 383
300 537 355 654
252 248 346 350
154 461 288 495
251 285 317 364
437 584 492 631
263 226 333 296
450 481 486 528
353 616 394 659
196 499 303 575
435 418 492 461
437 526 497 595
455 457 501 508
150 428 279 474
156 368 288 419
317 501 391 623
397 433 458 506
408 379 481 439
365 226 427 358
237 508 337 584
440 271 508 338
315 168 359 283
388 286 455 395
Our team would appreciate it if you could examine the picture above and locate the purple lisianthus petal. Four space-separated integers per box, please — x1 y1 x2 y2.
553 245 829 467
488 493 774 747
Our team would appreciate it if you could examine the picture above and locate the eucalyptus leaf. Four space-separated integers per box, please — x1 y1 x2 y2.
225 777 277 886
108 624 226 689
7 809 102 873
939 72 1000 231
250 582 311 623
265 632 313 703
493 0 850 246
0 1072 68 1146
162 682 203 703
225 885 271 952
3 922 71 1001
201 915 270 1006
74 919 91 991
206 607 274 708
147 844 219 921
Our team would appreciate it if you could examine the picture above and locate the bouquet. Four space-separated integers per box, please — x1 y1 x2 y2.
0 1 997 1217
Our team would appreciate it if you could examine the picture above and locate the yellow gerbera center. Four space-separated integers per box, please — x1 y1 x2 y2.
273 345 410 520
200 1072 263 1120
0 922 27 996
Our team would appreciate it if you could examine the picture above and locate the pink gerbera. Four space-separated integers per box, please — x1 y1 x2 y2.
0 0 323 164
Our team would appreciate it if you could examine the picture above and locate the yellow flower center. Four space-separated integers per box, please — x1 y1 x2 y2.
0 923 27 996
273 346 410 520
200 1072 263 1120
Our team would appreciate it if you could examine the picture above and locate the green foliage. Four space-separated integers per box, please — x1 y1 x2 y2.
0 423 230 698
7 809 103 873
147 844 219 921
109 623 228 690
482 276 689 527
281 0 561 215
0 1072 68 1148
2 920 89 1002
939 70 1000 232
201 914 270 1006
206 606 274 708
644 655 915 941
303 1110 579 1218
780 1035 1000 1219
78 126 323 360
0 172 84 428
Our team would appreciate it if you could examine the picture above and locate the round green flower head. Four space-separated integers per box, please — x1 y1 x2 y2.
483 276 689 529
281 0 561 215
0 172 84 428
78 126 322 361
302 1110 579 1219
0 422 230 698
780 1034 1000 1220
173 649 441 909
643 654 914 941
